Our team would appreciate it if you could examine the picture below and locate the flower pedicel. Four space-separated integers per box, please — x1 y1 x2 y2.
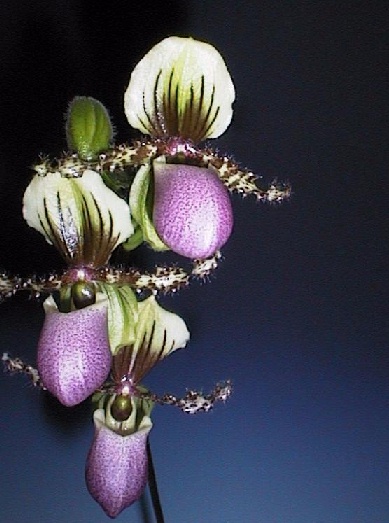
2 36 290 518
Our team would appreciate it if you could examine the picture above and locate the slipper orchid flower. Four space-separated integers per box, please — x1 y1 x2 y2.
125 37 235 258
85 288 189 517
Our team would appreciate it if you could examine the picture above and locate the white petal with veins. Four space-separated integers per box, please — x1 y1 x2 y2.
23 170 133 265
124 295 190 383
124 37 235 142
136 295 190 356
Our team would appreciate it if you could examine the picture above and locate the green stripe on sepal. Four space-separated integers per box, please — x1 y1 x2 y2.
129 164 169 251
98 283 139 355
122 226 144 252
66 96 114 161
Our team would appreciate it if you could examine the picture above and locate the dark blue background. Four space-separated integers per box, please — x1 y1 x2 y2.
1 2 387 522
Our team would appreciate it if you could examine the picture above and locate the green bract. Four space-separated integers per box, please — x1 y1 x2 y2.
66 96 113 160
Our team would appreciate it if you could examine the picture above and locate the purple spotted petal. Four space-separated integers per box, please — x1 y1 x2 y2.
86 412 151 518
37 296 111 407
153 163 233 258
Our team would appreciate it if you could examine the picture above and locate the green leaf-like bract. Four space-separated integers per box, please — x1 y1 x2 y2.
66 96 113 160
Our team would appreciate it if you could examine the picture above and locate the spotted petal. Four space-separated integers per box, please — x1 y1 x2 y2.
86 406 152 518
124 36 235 142
23 170 133 266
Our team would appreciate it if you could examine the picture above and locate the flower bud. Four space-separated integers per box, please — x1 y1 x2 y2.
66 96 113 160
37 295 111 406
152 162 233 258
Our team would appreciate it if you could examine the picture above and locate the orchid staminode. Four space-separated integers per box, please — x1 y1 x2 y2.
2 35 290 520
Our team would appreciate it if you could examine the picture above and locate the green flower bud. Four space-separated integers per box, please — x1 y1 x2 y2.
65 96 114 160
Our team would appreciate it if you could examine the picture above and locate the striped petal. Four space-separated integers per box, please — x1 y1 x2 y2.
128 164 169 252
22 170 133 266
112 295 190 385
99 284 139 356
124 36 235 142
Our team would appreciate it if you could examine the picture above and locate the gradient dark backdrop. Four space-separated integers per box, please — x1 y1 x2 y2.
1 2 387 522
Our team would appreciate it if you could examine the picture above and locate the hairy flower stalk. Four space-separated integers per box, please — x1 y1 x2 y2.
1 35 289 520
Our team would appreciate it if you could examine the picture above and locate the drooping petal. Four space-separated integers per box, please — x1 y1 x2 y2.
37 295 111 406
124 36 235 142
152 162 234 259
86 407 152 519
23 170 133 266
112 295 190 384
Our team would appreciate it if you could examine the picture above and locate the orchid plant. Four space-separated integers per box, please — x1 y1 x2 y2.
1 37 290 520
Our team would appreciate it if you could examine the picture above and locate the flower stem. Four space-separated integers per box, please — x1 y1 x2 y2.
147 439 165 523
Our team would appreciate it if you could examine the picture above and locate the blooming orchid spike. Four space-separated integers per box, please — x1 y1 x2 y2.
124 36 235 142
37 294 111 406
86 402 152 518
23 170 133 267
